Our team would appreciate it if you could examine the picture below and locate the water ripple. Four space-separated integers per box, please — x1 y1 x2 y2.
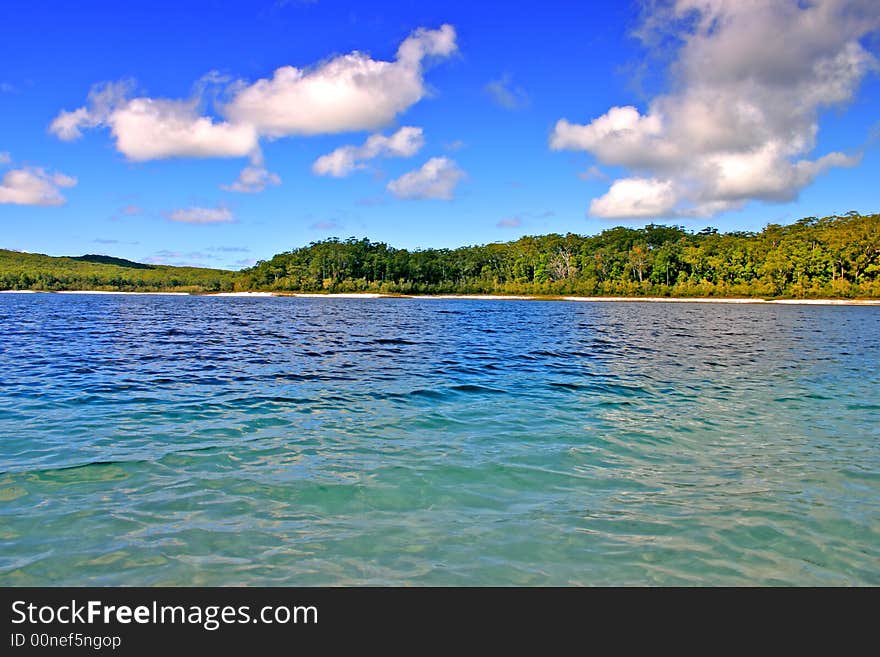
0 294 878 585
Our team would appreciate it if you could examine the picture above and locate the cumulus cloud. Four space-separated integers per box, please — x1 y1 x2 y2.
484 74 529 110
107 99 258 161
550 0 879 218
167 206 235 224
0 165 77 206
50 81 259 161
497 216 522 228
589 178 678 219
221 165 281 193
226 25 456 137
48 25 456 183
312 126 424 177
386 157 465 200
0 152 10 165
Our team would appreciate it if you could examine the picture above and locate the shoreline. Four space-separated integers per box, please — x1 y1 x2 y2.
2 289 879 305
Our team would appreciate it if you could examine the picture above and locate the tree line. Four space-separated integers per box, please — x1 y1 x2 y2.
1 212 877 298
238 212 879 298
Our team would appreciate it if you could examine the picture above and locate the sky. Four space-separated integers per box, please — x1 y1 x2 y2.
1 0 878 270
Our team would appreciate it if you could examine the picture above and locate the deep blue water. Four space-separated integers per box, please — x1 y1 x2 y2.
0 294 878 585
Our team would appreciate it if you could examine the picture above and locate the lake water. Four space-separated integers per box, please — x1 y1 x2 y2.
0 294 878 585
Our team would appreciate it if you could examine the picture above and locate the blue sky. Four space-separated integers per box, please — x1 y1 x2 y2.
1 0 878 269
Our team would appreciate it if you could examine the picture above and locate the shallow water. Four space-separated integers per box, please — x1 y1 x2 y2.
0 294 878 585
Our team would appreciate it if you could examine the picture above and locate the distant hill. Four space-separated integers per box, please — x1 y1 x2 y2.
0 249 237 292
71 254 155 269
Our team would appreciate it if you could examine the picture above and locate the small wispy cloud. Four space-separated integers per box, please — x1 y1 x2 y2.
356 196 387 207
167 206 235 225
497 210 554 229
207 246 250 253
312 127 424 178
578 165 609 182
387 157 465 201
484 74 529 110
93 238 140 245
145 250 219 267
310 220 342 231
221 165 281 193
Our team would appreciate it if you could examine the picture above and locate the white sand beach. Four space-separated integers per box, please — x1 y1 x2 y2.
564 296 756 303
416 294 538 300
766 298 880 305
289 293 385 298
2 290 878 305
562 296 880 305
54 290 190 295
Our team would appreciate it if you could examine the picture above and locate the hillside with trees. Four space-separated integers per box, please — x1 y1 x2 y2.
0 250 236 292
2 212 878 298
238 212 879 298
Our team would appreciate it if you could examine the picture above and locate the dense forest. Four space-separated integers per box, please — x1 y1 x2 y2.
0 251 236 292
1 212 878 298
238 212 880 298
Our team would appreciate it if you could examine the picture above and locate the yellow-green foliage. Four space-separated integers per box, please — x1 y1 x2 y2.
3 212 878 298
241 212 879 298
0 251 237 292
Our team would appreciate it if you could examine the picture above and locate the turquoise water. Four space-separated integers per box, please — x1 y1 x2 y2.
0 294 878 585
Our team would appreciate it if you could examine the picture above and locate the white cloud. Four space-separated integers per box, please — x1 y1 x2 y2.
497 216 522 228
387 157 465 200
589 178 678 219
167 206 235 224
312 126 424 177
550 0 879 219
484 74 529 110
221 165 282 193
50 83 259 161
224 25 456 137
49 80 133 141
108 99 259 161
0 152 11 166
49 25 455 171
0 167 77 206
50 107 96 141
